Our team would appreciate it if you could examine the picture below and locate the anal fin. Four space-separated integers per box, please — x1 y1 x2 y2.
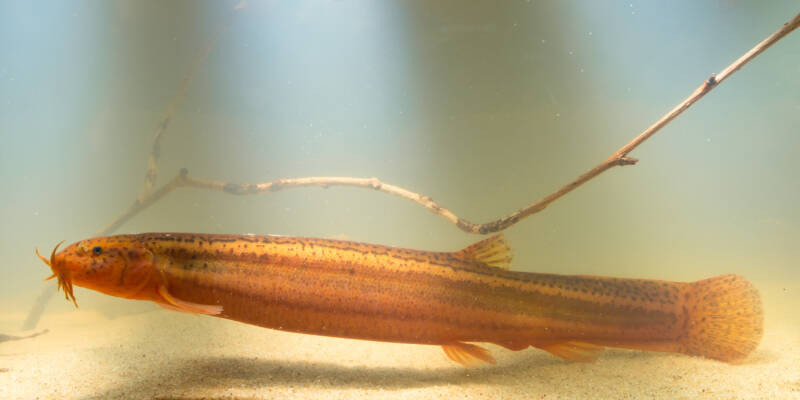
158 285 223 316
442 342 496 366
537 341 604 362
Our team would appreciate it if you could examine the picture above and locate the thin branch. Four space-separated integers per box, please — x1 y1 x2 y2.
139 7 241 202
0 329 49 343
470 11 800 234
20 282 56 330
97 171 464 235
22 3 247 331
97 171 187 236
93 12 800 236
127 2 248 229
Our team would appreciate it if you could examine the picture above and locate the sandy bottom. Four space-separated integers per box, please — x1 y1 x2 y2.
1 307 798 400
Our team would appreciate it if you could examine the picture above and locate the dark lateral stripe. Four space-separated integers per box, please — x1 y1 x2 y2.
161 238 681 307
143 233 680 303
134 233 684 306
161 243 678 330
124 233 684 342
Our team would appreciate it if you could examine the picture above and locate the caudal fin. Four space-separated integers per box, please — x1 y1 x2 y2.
678 274 763 362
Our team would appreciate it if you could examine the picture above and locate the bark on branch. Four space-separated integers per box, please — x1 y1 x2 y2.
98 12 800 235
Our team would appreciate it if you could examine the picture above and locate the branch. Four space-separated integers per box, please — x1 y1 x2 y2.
116 2 247 233
89 11 800 236
96 171 187 236
139 9 239 202
94 13 800 236
473 11 800 234
22 3 247 331
0 329 49 344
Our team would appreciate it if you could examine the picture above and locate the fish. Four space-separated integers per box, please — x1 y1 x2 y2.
36 233 763 366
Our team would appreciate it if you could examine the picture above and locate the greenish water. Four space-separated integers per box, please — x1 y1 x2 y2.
1 0 799 398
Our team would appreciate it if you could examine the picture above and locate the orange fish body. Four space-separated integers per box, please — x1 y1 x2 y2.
37 233 763 365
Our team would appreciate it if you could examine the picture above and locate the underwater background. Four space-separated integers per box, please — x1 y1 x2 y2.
1 1 798 398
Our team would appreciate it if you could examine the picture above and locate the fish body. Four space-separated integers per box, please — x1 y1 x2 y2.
38 233 763 365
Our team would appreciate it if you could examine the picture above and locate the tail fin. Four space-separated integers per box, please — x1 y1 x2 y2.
679 274 763 362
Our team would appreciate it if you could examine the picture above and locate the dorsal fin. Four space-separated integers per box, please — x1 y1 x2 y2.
453 234 513 270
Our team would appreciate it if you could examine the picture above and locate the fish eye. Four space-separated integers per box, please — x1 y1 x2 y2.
92 246 102 255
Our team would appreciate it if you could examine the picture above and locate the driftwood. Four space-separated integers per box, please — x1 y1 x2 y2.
23 10 800 331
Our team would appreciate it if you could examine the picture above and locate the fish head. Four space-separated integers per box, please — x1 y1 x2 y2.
36 236 156 306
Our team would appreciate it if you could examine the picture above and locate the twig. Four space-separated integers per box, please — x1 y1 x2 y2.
98 172 187 236
20 283 55 330
140 22 227 203
93 13 800 235
0 329 49 343
129 1 248 230
470 11 800 233
23 3 247 331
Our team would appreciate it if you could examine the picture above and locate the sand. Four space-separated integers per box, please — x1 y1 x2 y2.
0 307 798 400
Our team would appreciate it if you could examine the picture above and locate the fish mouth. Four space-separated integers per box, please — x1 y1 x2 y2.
35 241 78 307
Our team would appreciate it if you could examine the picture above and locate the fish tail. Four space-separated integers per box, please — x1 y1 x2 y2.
678 274 763 362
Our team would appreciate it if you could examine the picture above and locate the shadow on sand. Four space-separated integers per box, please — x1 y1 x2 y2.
82 350 560 399
78 345 764 400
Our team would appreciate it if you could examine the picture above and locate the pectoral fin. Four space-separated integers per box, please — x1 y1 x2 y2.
442 342 496 366
158 285 223 316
